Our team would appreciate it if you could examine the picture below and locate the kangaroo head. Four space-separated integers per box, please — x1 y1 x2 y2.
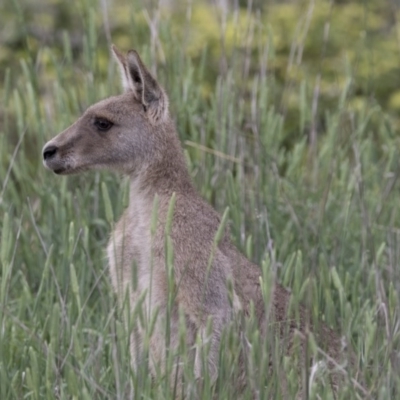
42 46 170 175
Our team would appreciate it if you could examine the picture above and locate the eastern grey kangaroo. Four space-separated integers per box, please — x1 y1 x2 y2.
43 46 364 398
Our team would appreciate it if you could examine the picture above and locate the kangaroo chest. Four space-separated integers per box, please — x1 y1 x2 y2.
106 192 166 310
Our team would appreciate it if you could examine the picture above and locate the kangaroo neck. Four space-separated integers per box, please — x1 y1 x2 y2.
129 162 194 208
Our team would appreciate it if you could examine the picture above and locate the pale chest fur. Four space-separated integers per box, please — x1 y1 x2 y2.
106 184 176 372
106 184 166 312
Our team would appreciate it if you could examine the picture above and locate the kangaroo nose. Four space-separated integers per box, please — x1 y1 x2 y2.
43 145 58 160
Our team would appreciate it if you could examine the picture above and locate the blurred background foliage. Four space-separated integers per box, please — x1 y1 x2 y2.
2 0 400 134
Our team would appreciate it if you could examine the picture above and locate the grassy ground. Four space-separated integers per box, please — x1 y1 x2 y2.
1 0 400 399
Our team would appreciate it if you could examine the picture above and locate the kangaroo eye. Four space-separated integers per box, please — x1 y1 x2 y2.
94 118 113 132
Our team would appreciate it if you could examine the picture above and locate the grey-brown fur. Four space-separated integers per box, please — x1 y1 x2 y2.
43 46 364 398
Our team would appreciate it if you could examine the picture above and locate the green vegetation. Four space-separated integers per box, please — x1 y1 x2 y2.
1 0 400 398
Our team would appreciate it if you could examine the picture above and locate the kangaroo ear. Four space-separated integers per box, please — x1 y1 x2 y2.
112 44 132 92
126 50 158 104
112 45 168 122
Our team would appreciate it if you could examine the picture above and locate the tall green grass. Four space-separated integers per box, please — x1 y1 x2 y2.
1 0 400 398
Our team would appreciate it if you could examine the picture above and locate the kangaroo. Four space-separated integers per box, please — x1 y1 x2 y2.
42 46 364 398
